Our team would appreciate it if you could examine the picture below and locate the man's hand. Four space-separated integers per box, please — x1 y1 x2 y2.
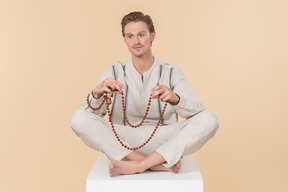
150 85 180 105
92 78 125 99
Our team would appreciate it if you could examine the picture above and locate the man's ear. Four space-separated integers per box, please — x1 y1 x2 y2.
150 31 156 42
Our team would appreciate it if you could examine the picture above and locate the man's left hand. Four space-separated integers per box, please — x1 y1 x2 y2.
150 85 180 105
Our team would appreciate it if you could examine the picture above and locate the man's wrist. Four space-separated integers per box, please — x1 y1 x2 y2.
169 93 180 105
92 91 102 100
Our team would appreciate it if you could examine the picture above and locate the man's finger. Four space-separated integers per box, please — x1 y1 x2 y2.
160 92 168 100
162 95 170 102
150 85 161 93
111 79 125 89
103 87 112 93
151 89 165 98
110 84 121 92
111 80 125 92
107 83 117 91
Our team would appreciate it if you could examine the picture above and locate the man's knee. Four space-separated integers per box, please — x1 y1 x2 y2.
201 110 219 135
70 109 87 136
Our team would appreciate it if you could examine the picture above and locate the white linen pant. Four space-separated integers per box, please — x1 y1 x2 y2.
70 109 219 168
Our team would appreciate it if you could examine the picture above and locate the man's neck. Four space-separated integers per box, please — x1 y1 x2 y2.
131 53 154 76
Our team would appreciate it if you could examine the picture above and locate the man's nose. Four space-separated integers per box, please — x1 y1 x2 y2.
134 36 140 44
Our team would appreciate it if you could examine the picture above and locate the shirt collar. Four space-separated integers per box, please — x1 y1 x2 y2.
127 56 159 76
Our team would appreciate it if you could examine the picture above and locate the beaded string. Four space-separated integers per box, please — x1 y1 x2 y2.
121 91 152 128
86 92 168 150
86 93 110 110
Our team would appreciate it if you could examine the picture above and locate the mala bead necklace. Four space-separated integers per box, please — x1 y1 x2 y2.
86 93 110 110
121 91 151 128
86 92 168 150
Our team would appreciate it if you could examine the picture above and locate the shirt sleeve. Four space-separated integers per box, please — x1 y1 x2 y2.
79 65 114 117
171 67 205 119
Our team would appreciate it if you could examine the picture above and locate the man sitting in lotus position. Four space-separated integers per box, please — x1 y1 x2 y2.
70 11 219 177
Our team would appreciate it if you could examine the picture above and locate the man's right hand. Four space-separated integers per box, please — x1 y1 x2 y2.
92 78 125 99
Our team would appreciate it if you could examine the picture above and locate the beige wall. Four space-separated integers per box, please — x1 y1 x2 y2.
1 0 287 191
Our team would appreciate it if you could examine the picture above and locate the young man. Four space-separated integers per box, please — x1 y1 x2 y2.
70 11 219 177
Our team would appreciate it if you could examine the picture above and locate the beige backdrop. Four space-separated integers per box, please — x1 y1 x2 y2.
0 0 287 191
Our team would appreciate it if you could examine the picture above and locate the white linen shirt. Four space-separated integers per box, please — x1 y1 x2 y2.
80 56 205 125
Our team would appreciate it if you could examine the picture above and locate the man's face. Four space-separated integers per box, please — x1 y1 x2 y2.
123 21 155 57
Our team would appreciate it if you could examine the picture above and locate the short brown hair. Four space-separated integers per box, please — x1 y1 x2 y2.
121 11 155 37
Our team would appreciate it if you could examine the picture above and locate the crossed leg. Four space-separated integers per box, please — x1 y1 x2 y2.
71 109 218 177
109 110 219 177
109 151 181 177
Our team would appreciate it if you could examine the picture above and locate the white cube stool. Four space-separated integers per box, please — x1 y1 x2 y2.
86 156 203 192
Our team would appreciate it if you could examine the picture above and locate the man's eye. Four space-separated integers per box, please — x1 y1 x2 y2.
139 34 144 37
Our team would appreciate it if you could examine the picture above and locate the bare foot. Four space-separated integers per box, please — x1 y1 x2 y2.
109 160 144 177
175 160 182 172
109 160 182 177
150 160 182 173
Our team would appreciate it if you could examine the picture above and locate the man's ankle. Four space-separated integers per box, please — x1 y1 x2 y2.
137 159 147 173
